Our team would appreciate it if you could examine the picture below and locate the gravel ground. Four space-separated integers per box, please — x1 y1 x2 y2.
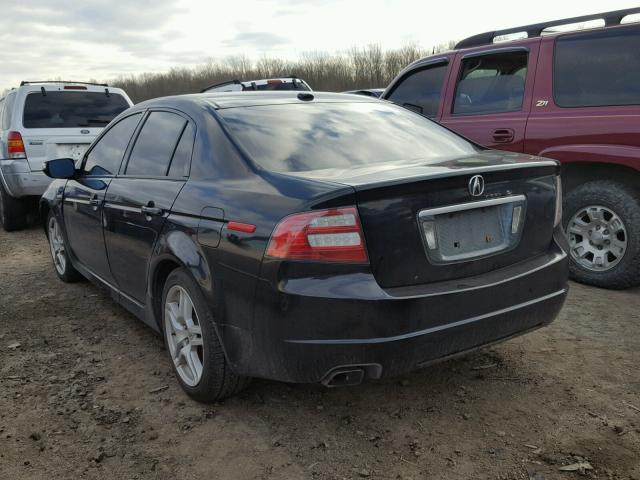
0 225 639 480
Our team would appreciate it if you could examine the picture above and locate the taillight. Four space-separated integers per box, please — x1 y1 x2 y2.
266 207 369 263
7 131 26 159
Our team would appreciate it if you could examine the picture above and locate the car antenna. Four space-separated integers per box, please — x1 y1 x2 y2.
104 88 110 97
40 86 46 96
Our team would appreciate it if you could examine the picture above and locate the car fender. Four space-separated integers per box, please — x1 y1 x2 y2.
538 144 640 172
39 180 67 233
146 222 241 368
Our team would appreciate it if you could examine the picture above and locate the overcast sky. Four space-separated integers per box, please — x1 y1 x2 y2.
0 0 638 92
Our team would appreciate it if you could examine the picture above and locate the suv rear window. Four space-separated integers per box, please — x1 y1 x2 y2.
219 102 478 173
554 26 640 107
22 91 130 128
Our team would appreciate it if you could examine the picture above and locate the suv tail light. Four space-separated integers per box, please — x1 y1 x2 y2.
7 131 27 159
266 207 369 263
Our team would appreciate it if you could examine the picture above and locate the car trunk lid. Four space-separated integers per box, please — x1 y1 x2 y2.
289 151 559 288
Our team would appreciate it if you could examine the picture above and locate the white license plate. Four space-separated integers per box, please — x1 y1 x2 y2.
57 144 90 162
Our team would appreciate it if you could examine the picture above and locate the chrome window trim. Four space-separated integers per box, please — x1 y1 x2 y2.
418 194 526 218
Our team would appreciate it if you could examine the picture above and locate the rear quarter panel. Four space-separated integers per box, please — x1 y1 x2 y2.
525 36 640 172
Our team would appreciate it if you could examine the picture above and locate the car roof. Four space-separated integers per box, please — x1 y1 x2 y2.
135 92 379 111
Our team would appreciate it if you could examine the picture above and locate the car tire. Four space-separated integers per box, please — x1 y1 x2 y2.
161 268 250 402
0 182 27 232
46 212 82 283
563 180 640 289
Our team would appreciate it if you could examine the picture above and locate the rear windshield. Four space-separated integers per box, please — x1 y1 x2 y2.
22 91 130 128
219 102 478 173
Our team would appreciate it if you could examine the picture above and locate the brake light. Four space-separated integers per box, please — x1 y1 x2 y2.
7 131 26 158
266 79 283 84
64 85 87 90
266 207 368 263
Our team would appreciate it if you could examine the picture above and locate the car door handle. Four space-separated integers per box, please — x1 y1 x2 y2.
141 205 163 216
89 195 101 210
492 128 515 143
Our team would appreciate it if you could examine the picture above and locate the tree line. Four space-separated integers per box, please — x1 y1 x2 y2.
111 43 455 103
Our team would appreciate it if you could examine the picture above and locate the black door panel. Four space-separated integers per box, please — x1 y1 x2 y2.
63 177 114 283
104 178 185 303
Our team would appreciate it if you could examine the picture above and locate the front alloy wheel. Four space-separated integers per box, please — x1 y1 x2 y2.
46 212 81 282
48 215 68 275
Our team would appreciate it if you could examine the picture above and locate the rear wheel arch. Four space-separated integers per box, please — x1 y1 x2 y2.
150 257 183 330
561 162 640 193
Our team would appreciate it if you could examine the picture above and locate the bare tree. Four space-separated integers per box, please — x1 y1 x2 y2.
109 42 455 103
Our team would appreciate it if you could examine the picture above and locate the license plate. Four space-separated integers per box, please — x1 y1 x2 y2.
57 144 90 163
418 195 526 263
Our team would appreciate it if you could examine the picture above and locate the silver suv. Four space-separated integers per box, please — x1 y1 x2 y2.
200 76 312 93
0 81 133 231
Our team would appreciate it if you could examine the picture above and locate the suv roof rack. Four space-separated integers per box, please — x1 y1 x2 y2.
20 80 109 87
455 7 640 49
200 79 241 93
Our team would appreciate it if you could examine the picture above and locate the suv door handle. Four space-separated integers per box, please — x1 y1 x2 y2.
492 128 515 143
141 204 163 217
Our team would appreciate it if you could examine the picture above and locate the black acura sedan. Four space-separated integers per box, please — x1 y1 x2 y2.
41 92 569 401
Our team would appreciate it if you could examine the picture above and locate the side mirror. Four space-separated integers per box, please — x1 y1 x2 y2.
43 158 77 179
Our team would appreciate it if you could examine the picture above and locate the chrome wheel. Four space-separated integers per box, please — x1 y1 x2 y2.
164 285 204 387
567 205 627 272
48 216 67 275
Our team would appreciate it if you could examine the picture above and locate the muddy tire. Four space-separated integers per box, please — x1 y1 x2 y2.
563 180 640 289
161 268 250 402
0 182 27 232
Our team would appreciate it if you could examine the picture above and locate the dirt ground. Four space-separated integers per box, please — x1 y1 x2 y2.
0 225 638 480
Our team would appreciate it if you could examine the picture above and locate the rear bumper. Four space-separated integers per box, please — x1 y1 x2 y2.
0 160 50 198
226 236 569 384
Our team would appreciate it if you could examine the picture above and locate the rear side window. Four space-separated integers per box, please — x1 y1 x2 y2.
22 91 130 128
168 123 195 177
125 111 187 176
453 51 528 115
386 64 448 117
84 113 142 176
2 93 16 130
554 26 640 107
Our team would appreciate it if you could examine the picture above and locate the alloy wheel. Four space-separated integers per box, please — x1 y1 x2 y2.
48 216 67 275
567 205 627 272
164 285 204 386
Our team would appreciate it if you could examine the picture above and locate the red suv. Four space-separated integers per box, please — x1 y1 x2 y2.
382 8 640 289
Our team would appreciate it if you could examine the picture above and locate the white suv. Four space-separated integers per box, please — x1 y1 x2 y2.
0 81 133 231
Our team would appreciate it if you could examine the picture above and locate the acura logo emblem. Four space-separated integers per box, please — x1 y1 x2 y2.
468 175 485 197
